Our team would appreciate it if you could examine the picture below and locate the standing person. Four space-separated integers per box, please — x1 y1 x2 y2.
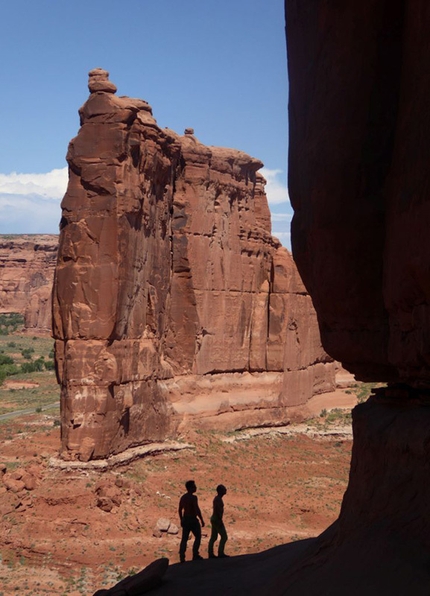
178 480 205 563
208 484 229 559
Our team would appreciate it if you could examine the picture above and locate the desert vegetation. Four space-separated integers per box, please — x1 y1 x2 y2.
0 328 57 414
0 312 24 335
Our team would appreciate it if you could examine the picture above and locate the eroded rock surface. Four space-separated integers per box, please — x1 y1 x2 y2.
53 68 335 460
53 68 180 459
0 235 58 333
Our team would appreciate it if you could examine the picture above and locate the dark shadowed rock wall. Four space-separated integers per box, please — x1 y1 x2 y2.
285 0 430 385
282 2 430 593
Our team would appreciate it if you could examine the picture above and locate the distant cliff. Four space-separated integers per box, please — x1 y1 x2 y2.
0 235 57 333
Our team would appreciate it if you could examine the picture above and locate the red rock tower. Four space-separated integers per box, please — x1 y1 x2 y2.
52 69 335 461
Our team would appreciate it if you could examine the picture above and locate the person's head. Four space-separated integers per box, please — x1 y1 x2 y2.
185 480 196 493
216 484 227 496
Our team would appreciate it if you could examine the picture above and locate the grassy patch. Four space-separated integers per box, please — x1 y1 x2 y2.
0 333 58 415
349 382 378 403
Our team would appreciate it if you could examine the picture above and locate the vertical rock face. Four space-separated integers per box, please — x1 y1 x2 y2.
0 235 58 332
283 1 430 592
275 249 335 407
53 68 335 460
52 69 180 460
167 130 283 375
286 0 430 388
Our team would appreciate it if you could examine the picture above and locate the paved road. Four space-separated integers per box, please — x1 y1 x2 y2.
0 401 60 421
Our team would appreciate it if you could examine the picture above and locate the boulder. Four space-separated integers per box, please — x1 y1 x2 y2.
21 472 37 491
155 517 171 532
96 496 113 513
3 474 25 493
167 523 179 535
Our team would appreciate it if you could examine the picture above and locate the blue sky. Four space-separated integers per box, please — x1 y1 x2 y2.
0 0 291 246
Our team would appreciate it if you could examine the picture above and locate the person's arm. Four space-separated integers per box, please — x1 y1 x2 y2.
178 496 184 525
196 497 205 527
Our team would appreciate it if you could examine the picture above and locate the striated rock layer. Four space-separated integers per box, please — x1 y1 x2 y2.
52 68 335 460
0 235 58 333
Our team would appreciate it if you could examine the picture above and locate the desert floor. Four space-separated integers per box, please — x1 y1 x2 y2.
0 399 357 595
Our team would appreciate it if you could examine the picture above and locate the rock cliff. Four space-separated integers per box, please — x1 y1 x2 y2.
0 235 57 333
281 1 430 593
52 68 335 461
286 0 430 388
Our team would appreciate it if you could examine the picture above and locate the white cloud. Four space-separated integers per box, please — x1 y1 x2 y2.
0 168 68 234
260 171 293 250
271 212 293 223
0 168 68 199
261 167 290 206
0 166 294 244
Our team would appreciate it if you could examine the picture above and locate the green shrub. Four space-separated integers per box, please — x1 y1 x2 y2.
0 313 24 334
21 348 35 360
0 353 19 385
0 354 14 366
353 382 377 404
21 358 44 373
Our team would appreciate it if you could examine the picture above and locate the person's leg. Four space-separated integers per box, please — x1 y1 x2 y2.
208 522 219 557
218 523 228 556
191 518 202 558
179 520 191 562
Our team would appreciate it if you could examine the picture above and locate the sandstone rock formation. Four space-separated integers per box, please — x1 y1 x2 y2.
281 1 430 593
286 1 430 388
0 235 57 333
52 68 336 461
93 557 169 595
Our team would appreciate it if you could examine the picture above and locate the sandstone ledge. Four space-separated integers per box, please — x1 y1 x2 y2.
48 440 192 470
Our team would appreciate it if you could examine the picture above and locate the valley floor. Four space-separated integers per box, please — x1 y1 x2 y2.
0 403 354 595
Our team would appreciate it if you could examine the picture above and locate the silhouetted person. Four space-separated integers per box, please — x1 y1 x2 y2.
178 480 205 562
208 484 229 558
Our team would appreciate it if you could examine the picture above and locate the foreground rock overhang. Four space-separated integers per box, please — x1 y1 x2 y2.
52 68 336 462
280 1 430 594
